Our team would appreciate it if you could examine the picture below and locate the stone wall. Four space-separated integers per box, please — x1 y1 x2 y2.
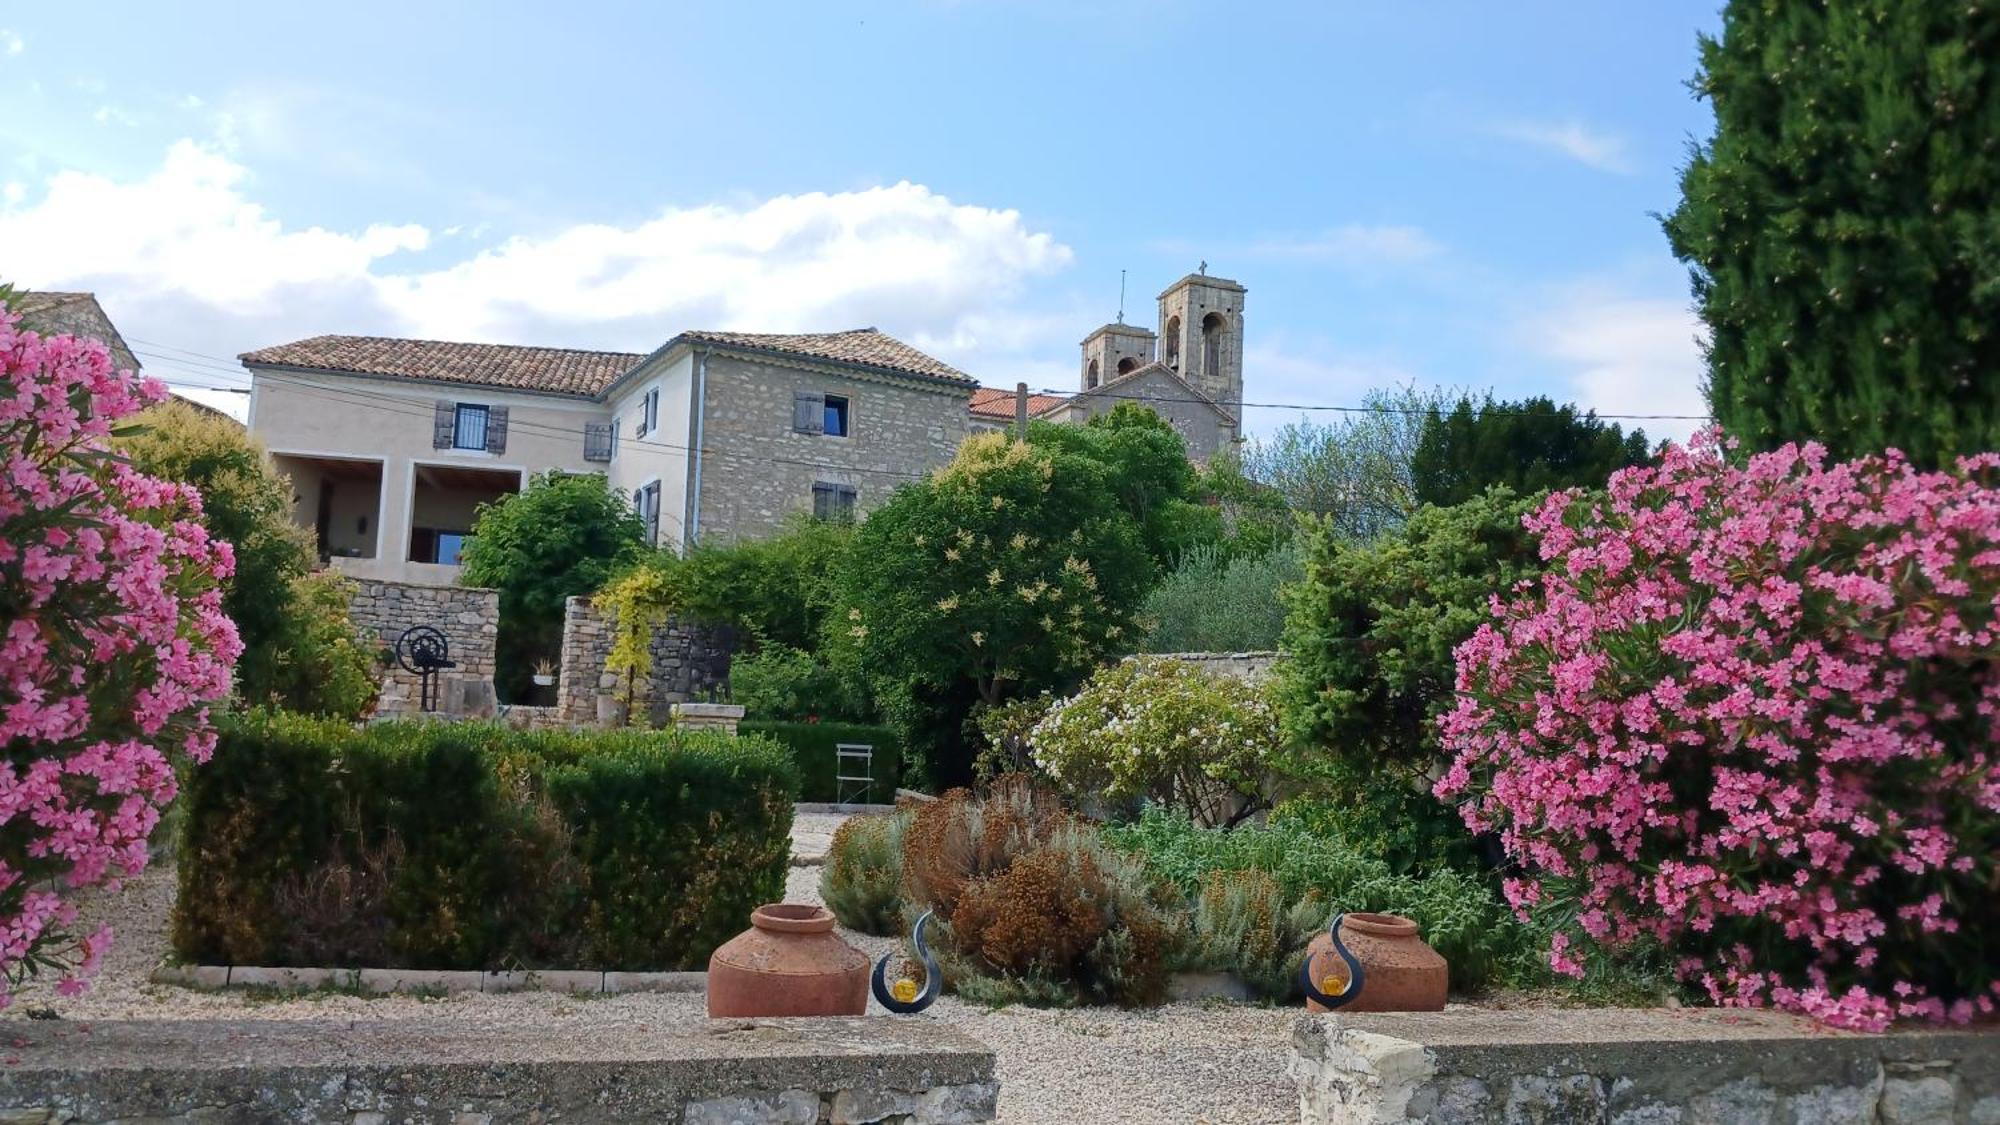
0 1017 998 1124
556 595 736 727
1134 650 1279 682
693 350 968 544
1291 1008 2000 1125
346 579 500 719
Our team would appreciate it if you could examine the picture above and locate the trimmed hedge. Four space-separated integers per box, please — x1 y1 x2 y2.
738 720 901 803
172 711 798 970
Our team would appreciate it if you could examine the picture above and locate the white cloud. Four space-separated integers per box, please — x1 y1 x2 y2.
91 105 140 128
0 141 1075 386
0 30 22 57
1246 224 1444 265
1531 291 1710 443
1492 118 1635 175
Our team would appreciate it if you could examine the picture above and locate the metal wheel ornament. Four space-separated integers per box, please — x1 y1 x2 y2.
393 625 457 712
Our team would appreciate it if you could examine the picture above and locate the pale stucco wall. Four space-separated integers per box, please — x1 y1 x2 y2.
603 351 693 551
248 368 607 585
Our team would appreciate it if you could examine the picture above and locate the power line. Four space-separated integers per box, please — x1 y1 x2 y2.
1033 385 1712 422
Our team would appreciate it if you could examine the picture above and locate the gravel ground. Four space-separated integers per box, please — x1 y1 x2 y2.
18 811 1299 1124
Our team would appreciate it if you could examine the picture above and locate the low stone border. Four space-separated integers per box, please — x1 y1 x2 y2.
795 801 898 815
1291 1007 2000 1124
150 965 708 995
0 1017 997 1123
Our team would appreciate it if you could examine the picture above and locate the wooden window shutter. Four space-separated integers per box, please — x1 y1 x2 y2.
485 406 509 454
433 401 455 448
793 391 825 435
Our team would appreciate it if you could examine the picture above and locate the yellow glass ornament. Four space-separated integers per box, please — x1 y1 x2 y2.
891 978 920 1004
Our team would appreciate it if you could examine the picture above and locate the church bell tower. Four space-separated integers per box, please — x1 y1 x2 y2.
1158 270 1246 439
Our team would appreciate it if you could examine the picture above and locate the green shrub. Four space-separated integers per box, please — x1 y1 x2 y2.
1102 809 1531 993
1275 486 1544 869
738 720 901 804
1175 868 1327 1002
1138 539 1303 654
820 812 910 936
730 644 871 722
173 711 797 970
1030 657 1283 827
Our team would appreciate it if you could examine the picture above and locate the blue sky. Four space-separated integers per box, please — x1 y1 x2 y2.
0 2 1722 440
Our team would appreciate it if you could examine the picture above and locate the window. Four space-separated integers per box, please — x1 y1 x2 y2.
1085 359 1100 389
1116 356 1139 376
637 388 659 438
409 527 471 565
812 481 858 522
453 404 489 450
583 422 614 463
635 480 661 545
434 401 506 453
1201 312 1225 376
823 394 850 437
611 416 621 457
1164 315 1182 369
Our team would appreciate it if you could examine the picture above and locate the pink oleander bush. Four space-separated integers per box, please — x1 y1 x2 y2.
1436 431 2000 1031
0 312 240 1005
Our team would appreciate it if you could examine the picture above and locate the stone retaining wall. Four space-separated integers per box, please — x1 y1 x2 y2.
0 1018 997 1124
1136 650 1279 681
347 579 501 719
1291 1008 2000 1124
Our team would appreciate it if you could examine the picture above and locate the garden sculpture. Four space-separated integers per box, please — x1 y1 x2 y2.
871 910 941 1014
1299 912 1367 1010
394 625 456 713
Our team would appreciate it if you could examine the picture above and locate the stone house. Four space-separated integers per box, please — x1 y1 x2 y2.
968 271 1244 460
15 290 143 374
240 327 976 585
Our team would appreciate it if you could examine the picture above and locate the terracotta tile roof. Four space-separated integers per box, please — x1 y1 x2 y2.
969 387 1069 420
240 335 646 397
680 328 974 386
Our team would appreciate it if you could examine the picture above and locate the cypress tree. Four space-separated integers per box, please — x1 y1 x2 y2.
1411 395 1651 508
1664 1 2000 468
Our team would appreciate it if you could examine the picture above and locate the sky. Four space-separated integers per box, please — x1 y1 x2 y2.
0 2 1723 440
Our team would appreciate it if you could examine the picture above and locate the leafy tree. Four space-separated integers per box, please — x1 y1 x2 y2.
1027 402 1220 572
1663 1 2000 467
674 515 854 651
832 432 1153 785
1411 395 1650 508
1137 539 1303 654
1238 385 1446 540
1276 487 1543 871
116 400 374 718
1197 449 1296 561
459 471 646 701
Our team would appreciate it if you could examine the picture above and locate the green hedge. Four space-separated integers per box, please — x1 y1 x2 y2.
737 720 901 804
171 711 798 970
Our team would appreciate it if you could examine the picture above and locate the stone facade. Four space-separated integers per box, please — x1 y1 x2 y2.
1157 272 1246 440
555 595 736 727
1292 1008 2000 1125
346 580 500 718
0 1017 998 1124
1045 362 1237 462
691 351 968 544
17 291 141 374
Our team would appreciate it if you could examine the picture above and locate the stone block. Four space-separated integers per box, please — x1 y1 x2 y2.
1882 1075 1957 1124
601 971 707 994
357 969 482 994
685 1089 819 1125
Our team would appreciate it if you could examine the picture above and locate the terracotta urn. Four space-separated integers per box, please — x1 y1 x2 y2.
1302 911 1447 1013
707 903 869 1018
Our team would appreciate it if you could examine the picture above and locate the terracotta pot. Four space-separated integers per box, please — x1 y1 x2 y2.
1303 911 1447 1013
707 903 869 1018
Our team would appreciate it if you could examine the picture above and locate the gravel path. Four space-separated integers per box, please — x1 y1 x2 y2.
19 810 1299 1124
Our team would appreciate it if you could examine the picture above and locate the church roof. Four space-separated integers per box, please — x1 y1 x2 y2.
969 387 1069 420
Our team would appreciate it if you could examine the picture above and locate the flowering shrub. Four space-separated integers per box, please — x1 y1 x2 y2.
1436 432 2000 1029
0 314 240 1003
1031 657 1282 828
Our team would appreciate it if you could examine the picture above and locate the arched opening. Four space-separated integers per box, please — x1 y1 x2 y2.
1201 312 1225 377
1164 316 1182 369
1116 356 1139 376
1085 358 1100 389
